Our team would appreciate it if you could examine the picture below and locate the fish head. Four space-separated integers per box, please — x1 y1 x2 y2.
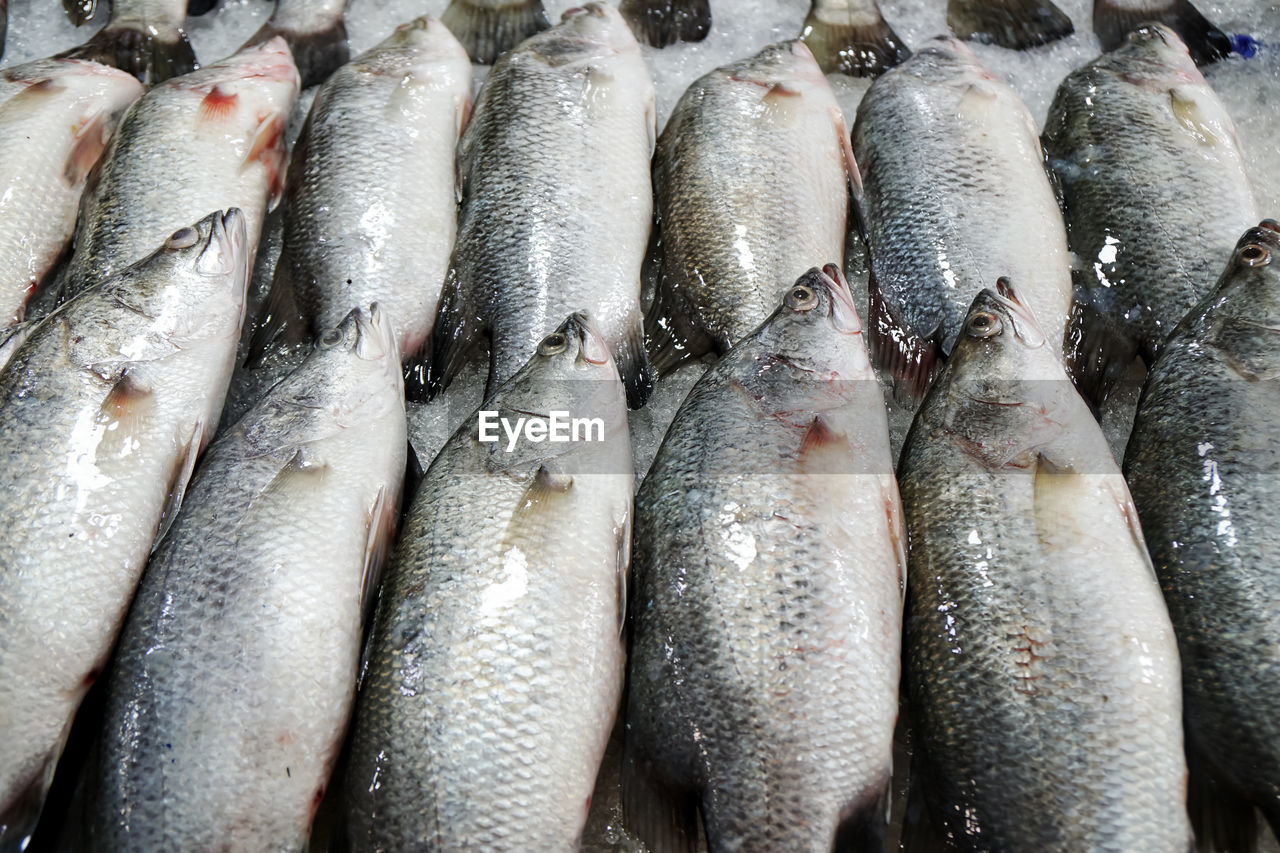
723 40 830 97
1201 221 1280 329
1102 23 1201 84
528 3 640 66
896 35 995 86
361 15 471 79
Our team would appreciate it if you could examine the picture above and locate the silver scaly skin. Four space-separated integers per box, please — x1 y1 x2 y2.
428 3 656 409
647 41 855 368
854 37 1073 395
898 279 1190 851
0 210 250 849
625 265 905 852
1124 221 1280 839
345 313 632 850
0 58 142 325
62 39 299 301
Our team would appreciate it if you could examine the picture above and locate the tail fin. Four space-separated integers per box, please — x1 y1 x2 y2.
422 269 485 403
1093 0 1231 65
832 781 891 852
1063 288 1139 412
60 24 197 85
440 0 550 65
247 18 349 89
1186 735 1259 852
621 737 700 853
619 0 711 48
801 0 911 76
948 0 1075 49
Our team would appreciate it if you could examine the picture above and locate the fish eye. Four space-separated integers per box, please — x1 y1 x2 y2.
538 333 568 356
966 311 1002 338
1239 244 1271 267
166 227 200 250
785 285 818 312
320 328 344 348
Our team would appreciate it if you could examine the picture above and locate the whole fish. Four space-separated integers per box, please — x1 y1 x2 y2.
63 39 299 300
441 0 549 65
619 0 710 47
1043 23 1257 403
0 210 249 849
245 0 349 89
1093 0 1231 65
898 279 1189 851
1124 221 1280 840
647 41 855 375
0 59 142 326
428 4 655 408
799 0 911 76
853 37 1073 395
948 0 1075 48
344 313 633 849
61 0 196 85
253 17 470 380
625 266 905 852
90 306 405 851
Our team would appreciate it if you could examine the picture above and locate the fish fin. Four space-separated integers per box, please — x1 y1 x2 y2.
621 739 700 853
153 417 208 552
900 746 952 852
63 110 111 187
245 255 311 368
249 18 349 90
619 0 711 47
1186 734 1259 853
197 84 239 123
63 0 96 27
1064 291 1138 412
867 268 941 399
614 521 630 638
617 313 654 410
95 370 155 458
441 0 550 65
244 111 288 211
801 0 911 76
833 779 892 852
257 447 329 505
423 269 485 403
798 414 853 471
834 107 864 197
644 265 717 379
401 333 434 405
0 752 57 849
401 440 425 518
947 0 1074 49
359 485 397 619
500 463 575 559
1092 0 1231 65
60 23 197 86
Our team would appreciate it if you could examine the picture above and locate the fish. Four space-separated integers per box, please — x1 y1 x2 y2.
1123 221 1280 842
853 37 1073 396
646 40 854 374
947 0 1075 49
440 0 549 65
0 59 143 327
343 313 633 850
245 0 349 89
89 305 405 851
428 4 655 409
62 39 299 301
897 278 1190 851
0 209 250 849
799 0 911 76
619 0 710 47
624 265 905 852
60 0 197 86
1093 0 1231 65
1042 23 1257 404
251 17 471 391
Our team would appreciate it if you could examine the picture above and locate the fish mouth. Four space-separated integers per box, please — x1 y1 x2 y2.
196 208 247 281
818 263 862 336
1260 219 1280 236
563 312 612 366
352 304 398 362
990 277 1046 348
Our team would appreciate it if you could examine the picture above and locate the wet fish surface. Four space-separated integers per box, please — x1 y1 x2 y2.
1124 221 1280 840
0 58 142 326
344 313 633 850
245 0 349 89
0 210 249 849
62 39 298 301
625 266 906 852
89 306 405 852
429 4 655 408
853 37 1073 395
61 0 196 85
441 0 549 65
947 0 1075 49
1093 0 1231 65
619 0 710 47
1043 24 1257 402
898 279 1190 851
647 40 853 372
799 0 910 76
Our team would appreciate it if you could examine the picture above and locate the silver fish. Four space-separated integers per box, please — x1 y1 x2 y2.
428 4 656 409
647 40 854 373
0 210 249 848
799 0 911 76
1124 221 1280 841
898 279 1189 851
0 59 142 325
441 0 550 65
344 313 632 850
89 306 405 851
625 265 905 852
245 0 349 89
60 0 196 86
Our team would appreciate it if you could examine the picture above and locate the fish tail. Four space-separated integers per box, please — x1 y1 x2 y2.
422 269 485 403
1186 735 1260 852
621 736 699 853
247 18 349 89
800 0 911 76
832 780 892 852
1092 0 1231 64
947 0 1075 49
440 0 550 65
616 312 654 410
619 0 711 48
59 23 197 86
867 268 942 399
1063 289 1139 412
